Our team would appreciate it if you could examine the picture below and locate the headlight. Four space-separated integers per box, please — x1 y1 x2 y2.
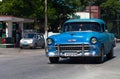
28 39 33 43
20 39 24 43
47 38 53 45
91 37 98 44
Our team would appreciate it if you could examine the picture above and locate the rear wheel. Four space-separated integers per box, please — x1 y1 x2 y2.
33 43 37 49
41 43 45 49
106 47 113 59
49 57 59 63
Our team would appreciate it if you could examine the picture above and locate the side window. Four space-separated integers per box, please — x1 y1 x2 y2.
101 24 105 32
37 34 44 40
37 35 41 39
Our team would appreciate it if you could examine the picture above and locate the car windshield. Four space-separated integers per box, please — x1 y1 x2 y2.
24 34 37 38
62 22 101 32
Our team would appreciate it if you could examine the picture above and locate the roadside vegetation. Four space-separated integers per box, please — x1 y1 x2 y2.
0 0 120 37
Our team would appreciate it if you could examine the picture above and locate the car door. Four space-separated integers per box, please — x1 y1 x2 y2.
37 34 44 47
36 34 41 46
101 24 111 53
40 34 45 46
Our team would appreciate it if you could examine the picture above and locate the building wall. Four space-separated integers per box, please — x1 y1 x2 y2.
86 6 100 18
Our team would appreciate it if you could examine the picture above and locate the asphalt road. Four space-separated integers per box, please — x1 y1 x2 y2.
0 44 120 79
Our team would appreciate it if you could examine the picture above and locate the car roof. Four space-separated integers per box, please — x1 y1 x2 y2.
65 18 106 24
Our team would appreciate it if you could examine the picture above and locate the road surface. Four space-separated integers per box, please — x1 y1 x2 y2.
0 44 120 79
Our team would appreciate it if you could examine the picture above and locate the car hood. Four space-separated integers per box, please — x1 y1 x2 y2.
49 31 101 44
21 38 34 41
20 38 36 43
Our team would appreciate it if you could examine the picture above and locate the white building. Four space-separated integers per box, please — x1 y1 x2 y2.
68 12 91 19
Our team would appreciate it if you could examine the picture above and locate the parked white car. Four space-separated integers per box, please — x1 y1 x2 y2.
20 33 45 49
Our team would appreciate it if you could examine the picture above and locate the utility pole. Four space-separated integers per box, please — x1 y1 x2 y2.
117 14 119 37
89 0 92 19
45 0 48 51
117 0 120 37
89 0 94 19
45 0 48 39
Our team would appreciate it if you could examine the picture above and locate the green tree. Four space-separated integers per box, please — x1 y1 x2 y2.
100 0 120 20
100 0 120 37
48 0 84 32
0 0 35 17
0 0 120 34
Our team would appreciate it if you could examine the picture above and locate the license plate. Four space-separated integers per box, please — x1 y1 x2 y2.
23 41 28 45
64 53 78 56
23 43 28 45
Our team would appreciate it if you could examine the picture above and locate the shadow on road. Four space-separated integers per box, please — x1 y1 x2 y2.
49 56 116 64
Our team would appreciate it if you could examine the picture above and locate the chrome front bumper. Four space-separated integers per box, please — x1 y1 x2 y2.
46 44 99 57
47 51 97 57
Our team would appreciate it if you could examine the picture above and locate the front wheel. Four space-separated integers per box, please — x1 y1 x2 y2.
49 57 59 63
33 43 37 49
41 43 45 49
106 47 114 59
96 46 105 63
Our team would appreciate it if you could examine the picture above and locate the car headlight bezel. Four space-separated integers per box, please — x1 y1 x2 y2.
90 37 98 44
28 39 33 43
20 39 24 43
47 38 53 45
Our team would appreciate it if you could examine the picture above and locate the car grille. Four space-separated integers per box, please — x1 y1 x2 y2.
55 44 90 52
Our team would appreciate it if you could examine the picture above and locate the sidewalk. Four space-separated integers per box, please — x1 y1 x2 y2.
0 48 45 56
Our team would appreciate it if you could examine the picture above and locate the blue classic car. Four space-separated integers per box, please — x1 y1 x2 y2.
46 18 116 63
